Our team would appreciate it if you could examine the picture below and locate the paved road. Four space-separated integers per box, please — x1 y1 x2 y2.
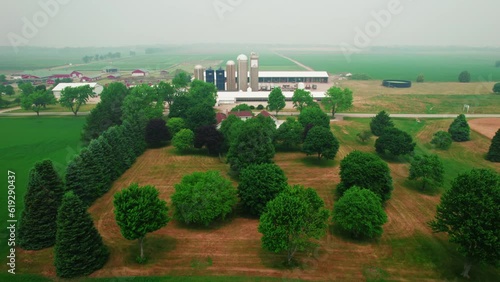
276 112 500 119
1 109 499 119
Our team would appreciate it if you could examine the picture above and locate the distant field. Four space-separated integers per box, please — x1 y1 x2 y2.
0 117 86 258
280 51 500 82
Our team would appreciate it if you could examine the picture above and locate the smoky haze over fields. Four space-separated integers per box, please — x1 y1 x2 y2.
1 0 499 49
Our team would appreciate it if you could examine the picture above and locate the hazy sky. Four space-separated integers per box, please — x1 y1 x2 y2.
1 0 499 49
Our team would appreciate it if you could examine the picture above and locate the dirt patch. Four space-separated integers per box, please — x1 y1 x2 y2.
469 118 500 139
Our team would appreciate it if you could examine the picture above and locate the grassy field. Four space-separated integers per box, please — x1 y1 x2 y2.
0 117 86 260
347 94 500 114
280 51 500 82
6 103 97 113
6 117 499 281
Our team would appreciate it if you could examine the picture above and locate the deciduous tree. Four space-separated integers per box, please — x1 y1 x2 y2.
59 85 95 116
238 164 288 216
194 125 224 155
298 106 330 129
337 151 393 202
292 89 314 112
276 117 304 150
493 83 500 93
172 171 237 226
375 127 416 156
114 184 169 261
18 160 64 250
21 90 56 116
321 86 353 118
332 187 387 239
227 118 275 172
172 129 194 152
409 154 445 190
431 130 453 149
258 185 329 265
55 192 109 278
458 71 471 83
268 87 286 116
429 169 500 278
302 126 340 160
167 117 187 136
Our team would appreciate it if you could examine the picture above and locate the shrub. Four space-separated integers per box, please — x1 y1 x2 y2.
431 131 453 149
416 74 425 83
172 171 237 226
493 82 500 93
172 129 194 152
332 187 387 239
458 71 471 83
257 104 264 110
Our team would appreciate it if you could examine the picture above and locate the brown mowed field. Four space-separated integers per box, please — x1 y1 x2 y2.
14 120 500 281
469 118 500 139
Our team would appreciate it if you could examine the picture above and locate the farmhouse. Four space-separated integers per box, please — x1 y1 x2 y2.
132 69 149 77
52 82 103 99
71 71 84 78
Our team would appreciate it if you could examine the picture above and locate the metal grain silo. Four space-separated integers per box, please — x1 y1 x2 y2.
226 60 237 91
237 54 248 91
250 52 259 91
216 67 225 91
194 65 204 81
205 67 215 84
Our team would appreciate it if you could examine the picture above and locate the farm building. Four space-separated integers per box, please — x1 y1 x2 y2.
71 71 84 78
52 83 103 99
107 74 121 80
258 71 329 83
49 74 72 80
80 75 102 82
217 90 326 105
132 69 149 77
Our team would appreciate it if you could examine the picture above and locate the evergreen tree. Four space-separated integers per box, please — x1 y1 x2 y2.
370 110 394 136
18 160 64 250
55 192 109 278
486 129 500 162
448 114 471 142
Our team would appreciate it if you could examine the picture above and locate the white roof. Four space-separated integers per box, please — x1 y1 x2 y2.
258 71 329 78
217 91 326 102
52 83 100 91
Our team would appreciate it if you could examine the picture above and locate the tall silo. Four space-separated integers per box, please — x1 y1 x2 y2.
216 67 225 91
250 52 259 91
237 54 248 91
205 67 215 84
226 60 237 91
194 65 204 81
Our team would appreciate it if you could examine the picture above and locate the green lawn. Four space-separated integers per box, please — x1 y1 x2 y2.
282 52 500 82
7 103 96 113
0 117 86 258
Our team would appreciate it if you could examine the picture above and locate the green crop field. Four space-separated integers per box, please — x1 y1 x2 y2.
0 117 86 258
281 51 500 82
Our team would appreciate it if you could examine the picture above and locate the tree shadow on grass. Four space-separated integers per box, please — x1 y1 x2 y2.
173 212 238 231
403 179 442 196
377 152 412 164
329 224 380 246
382 232 500 281
126 234 177 265
298 157 338 168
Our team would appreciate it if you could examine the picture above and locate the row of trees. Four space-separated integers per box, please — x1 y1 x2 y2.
18 160 109 277
82 52 121 63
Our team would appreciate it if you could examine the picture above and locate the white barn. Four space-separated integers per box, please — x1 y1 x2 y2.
52 83 103 99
